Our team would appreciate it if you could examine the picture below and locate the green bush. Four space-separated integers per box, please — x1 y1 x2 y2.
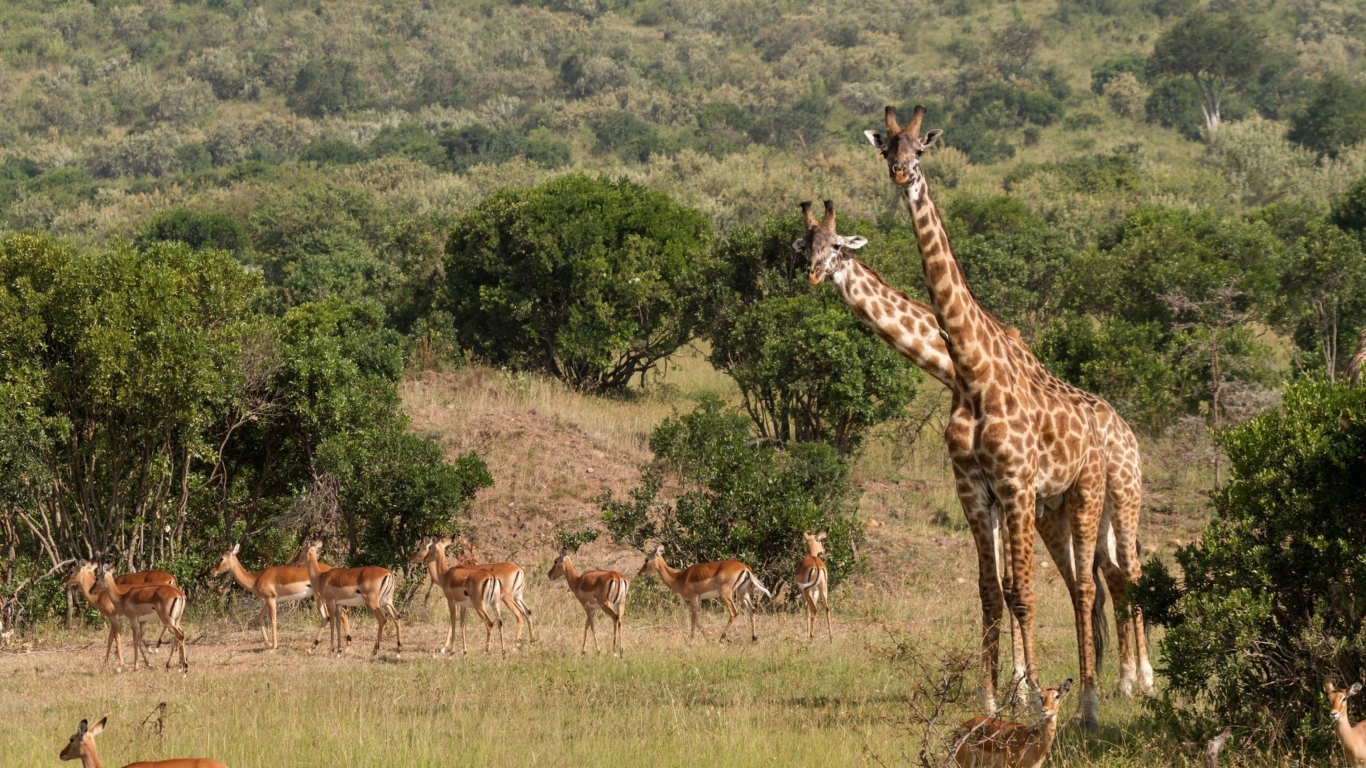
1035 315 1179 430
298 139 367 165
1135 380 1366 751
1144 76 1208 141
135 207 247 254
287 56 366 117
1091 53 1149 95
1288 74 1366 159
442 174 716 392
1331 177 1366 238
601 396 865 592
705 214 923 454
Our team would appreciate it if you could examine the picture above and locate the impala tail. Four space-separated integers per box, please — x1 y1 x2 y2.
739 569 772 600
512 570 531 614
607 577 628 611
379 573 400 621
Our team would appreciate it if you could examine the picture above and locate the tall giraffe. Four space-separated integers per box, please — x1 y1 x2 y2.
796 200 1153 711
863 105 1129 727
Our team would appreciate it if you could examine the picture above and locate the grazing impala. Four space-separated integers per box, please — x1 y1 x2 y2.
64 561 176 666
1328 682 1366 766
61 716 227 768
953 680 1072 768
796 532 832 642
303 541 402 658
458 539 535 646
409 537 504 656
210 543 349 650
638 546 772 642
548 549 628 656
97 565 188 672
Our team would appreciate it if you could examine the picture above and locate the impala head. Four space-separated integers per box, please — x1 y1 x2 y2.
638 545 666 576
408 537 434 564
548 548 571 581
62 560 95 589
1031 679 1073 720
60 716 106 762
1328 681 1362 722
803 531 828 557
864 105 943 195
210 543 242 576
793 200 867 286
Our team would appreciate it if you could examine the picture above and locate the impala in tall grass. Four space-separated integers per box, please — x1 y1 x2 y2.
548 548 628 656
94 565 188 672
303 541 402 658
409 537 504 656
61 716 227 768
637 545 771 643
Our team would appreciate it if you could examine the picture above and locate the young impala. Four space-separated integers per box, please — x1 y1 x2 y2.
795 531 832 642
1328 681 1366 766
304 541 402 658
409 537 504 656
97 565 188 672
457 539 535 646
548 549 628 656
210 543 349 650
61 716 227 768
64 561 176 666
638 546 771 642
952 680 1072 768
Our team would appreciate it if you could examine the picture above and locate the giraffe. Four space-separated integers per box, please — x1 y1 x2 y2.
796 200 1153 713
862 105 1138 728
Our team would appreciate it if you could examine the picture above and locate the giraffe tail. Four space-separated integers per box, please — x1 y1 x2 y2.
1092 554 1108 675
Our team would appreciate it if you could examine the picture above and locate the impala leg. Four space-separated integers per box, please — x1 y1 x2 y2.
493 604 505 657
717 593 739 642
103 619 117 667
504 595 525 648
744 592 757 642
370 605 385 657
688 598 703 639
601 603 622 656
442 598 457 655
253 602 271 647
518 594 535 643
821 580 833 643
311 602 329 652
391 606 402 658
267 598 279 650
460 606 470 655
802 589 817 641
341 607 352 646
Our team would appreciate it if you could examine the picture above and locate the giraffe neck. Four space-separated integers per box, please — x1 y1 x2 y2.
903 178 1004 387
828 257 956 389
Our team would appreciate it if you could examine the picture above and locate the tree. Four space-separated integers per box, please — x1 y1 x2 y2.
706 214 922 454
287 57 366 118
1136 380 1366 752
1149 11 1268 136
1288 74 1366 158
1331 176 1366 240
1278 223 1366 381
601 396 864 592
135 208 247 254
442 175 716 392
1035 315 1179 431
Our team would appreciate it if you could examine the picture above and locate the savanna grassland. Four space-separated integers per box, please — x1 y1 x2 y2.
1 354 1211 768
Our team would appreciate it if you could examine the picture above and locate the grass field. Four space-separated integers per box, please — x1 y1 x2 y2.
0 353 1231 767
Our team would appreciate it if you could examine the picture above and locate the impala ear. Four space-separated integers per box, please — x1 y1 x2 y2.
817 531 827 540
922 129 943 149
90 716 106 736
559 548 569 557
840 235 867 250
1057 679 1073 697
230 543 240 555
76 719 88 737
1351 682 1363 697
864 129 887 151
654 544 665 557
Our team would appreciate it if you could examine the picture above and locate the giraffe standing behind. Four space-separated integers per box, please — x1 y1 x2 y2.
863 104 1131 727
797 199 1153 707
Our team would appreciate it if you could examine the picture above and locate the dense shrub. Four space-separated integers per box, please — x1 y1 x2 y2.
1288 74 1366 159
439 124 570 171
1036 315 1179 430
602 396 865 593
705 214 923 454
287 57 366 117
442 174 716 392
298 139 367 165
1136 380 1366 751
135 208 247 254
1091 53 1149 95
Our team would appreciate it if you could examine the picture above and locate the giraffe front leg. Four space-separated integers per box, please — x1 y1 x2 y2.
1000 483 1041 699
1063 474 1105 730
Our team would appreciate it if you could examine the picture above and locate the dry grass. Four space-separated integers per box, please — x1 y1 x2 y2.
1 350 1238 767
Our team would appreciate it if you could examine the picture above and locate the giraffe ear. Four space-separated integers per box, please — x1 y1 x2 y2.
922 129 943 149
839 235 867 250
864 130 887 151
792 238 807 253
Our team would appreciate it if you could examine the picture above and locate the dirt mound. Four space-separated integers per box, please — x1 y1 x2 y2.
401 369 647 571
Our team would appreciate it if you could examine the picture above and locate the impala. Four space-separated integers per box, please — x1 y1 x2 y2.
61 716 227 768
458 539 535 646
210 543 349 650
1328 681 1366 766
638 546 771 642
548 549 628 656
952 680 1072 768
97 565 187 672
64 561 176 666
410 537 504 655
795 532 832 642
303 541 402 658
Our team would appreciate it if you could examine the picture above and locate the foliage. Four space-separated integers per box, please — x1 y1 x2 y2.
442 174 716 392
1036 315 1179 430
134 208 247 254
1276 222 1366 380
1288 74 1366 159
601 396 864 592
1135 380 1366 751
1332 176 1366 238
705 214 922 454
1091 53 1149 95
287 57 366 118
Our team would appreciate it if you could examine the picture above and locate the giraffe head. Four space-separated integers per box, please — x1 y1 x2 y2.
864 105 943 196
793 200 867 286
